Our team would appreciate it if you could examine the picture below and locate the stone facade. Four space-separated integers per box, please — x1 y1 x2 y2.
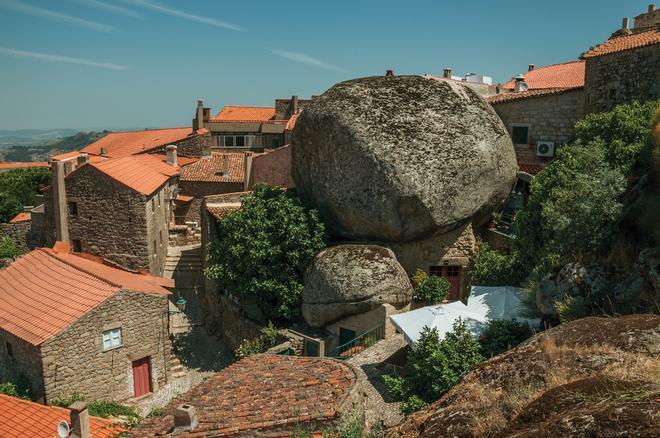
177 180 243 225
0 330 44 401
491 88 585 163
0 221 31 248
584 43 659 114
65 164 173 275
249 145 295 189
0 289 170 404
147 132 212 158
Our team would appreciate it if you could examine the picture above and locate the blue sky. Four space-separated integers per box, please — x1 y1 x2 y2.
0 0 651 130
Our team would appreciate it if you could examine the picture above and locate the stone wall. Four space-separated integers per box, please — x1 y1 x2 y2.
491 89 585 163
0 329 44 401
483 228 513 254
145 184 173 276
178 181 244 224
584 44 659 114
208 294 264 352
249 145 295 189
0 221 31 248
40 289 171 404
148 132 212 157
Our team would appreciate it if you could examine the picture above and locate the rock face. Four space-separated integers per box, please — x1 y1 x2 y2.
388 314 660 437
292 75 516 242
301 245 413 328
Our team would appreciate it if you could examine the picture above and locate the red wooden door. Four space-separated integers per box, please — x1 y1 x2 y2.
429 266 462 300
132 357 152 398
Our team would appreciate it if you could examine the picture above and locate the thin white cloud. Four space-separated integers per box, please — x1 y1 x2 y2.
71 0 141 18
123 0 243 31
0 47 127 70
270 49 347 73
0 0 115 32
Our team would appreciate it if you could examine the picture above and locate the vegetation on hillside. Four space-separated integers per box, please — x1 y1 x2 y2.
0 167 51 222
2 130 109 162
205 184 326 321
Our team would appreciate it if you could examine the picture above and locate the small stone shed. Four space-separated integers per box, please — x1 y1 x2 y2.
0 248 173 404
129 354 364 436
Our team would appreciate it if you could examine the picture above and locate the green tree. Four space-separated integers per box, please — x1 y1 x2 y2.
479 319 534 358
0 167 51 222
205 185 326 321
574 100 658 175
0 236 23 259
468 243 522 286
513 141 626 276
414 275 450 304
0 193 22 223
384 320 484 414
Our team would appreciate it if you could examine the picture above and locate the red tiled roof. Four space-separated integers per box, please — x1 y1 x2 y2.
0 248 170 345
0 161 49 169
501 60 585 90
179 152 244 183
582 29 660 58
175 194 193 204
129 354 357 437
518 163 545 175
88 156 174 195
207 205 241 221
9 212 31 223
488 87 579 104
213 106 276 122
80 127 193 158
285 111 300 131
51 151 83 161
0 394 125 438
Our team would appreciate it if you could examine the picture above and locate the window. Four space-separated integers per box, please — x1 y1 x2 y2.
304 339 320 357
511 126 529 145
71 239 82 253
102 328 122 351
222 135 234 147
235 135 245 147
5 341 13 358
446 266 460 277
428 266 443 277
220 135 258 148
272 138 281 148
68 201 78 216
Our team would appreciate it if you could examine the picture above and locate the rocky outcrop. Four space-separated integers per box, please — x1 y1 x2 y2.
389 314 660 437
292 75 517 242
301 245 413 328
536 246 660 320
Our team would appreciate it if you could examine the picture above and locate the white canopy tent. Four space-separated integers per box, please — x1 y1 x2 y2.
390 286 537 347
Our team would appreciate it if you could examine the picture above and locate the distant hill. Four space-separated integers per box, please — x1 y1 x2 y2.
1 131 111 162
0 129 80 146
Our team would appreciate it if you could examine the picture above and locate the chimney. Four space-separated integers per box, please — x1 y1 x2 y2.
221 154 229 175
649 4 656 13
528 64 535 71
291 95 299 115
243 152 253 191
166 145 178 167
76 153 89 168
193 99 205 131
69 401 90 438
100 146 107 155
514 75 528 92
385 69 394 77
443 68 451 79
52 160 69 242
203 107 210 122
622 17 630 30
174 404 198 433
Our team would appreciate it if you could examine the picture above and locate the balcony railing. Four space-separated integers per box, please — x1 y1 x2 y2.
327 324 385 360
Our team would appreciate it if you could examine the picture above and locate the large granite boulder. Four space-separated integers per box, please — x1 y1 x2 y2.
301 244 413 328
292 75 516 242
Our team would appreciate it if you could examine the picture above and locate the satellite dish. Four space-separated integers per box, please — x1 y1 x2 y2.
57 420 70 438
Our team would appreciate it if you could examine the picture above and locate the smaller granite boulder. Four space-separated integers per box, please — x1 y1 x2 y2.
302 245 413 328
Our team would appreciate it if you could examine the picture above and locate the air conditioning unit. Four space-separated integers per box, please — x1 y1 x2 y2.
536 141 555 157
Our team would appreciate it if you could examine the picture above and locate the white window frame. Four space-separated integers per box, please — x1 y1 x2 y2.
219 134 258 148
102 327 122 351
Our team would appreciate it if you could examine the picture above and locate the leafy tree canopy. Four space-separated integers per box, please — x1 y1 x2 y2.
468 243 523 287
205 185 326 321
0 168 51 223
414 275 450 304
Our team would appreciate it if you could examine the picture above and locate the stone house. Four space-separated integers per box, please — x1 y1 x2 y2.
0 247 172 404
192 96 313 151
51 153 190 275
129 354 363 436
582 29 659 114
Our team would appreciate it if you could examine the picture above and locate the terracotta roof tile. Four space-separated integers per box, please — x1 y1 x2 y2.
213 106 277 122
488 87 579 104
518 163 545 175
0 161 49 170
207 205 241 221
285 111 300 131
582 29 660 58
9 212 31 223
88 155 179 195
0 394 125 438
129 355 357 437
179 152 244 183
0 248 170 345
80 127 193 158
501 60 585 90
51 151 84 161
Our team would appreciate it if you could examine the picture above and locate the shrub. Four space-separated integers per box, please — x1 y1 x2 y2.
384 320 484 414
205 185 326 321
0 236 24 260
479 319 534 358
51 393 85 408
468 243 522 286
411 268 428 288
0 168 51 223
0 381 30 400
414 276 450 304
574 99 658 175
235 321 279 359
88 400 140 421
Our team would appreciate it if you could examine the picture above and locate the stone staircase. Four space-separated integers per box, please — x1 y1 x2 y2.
170 355 186 379
165 244 205 335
